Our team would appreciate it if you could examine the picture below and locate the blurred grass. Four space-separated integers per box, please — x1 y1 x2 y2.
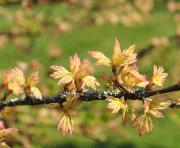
0 3 180 148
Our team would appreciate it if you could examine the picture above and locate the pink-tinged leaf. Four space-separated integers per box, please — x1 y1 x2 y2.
112 38 121 66
0 121 5 129
0 128 18 139
8 67 25 96
70 53 80 75
89 51 111 66
58 112 74 135
27 71 39 87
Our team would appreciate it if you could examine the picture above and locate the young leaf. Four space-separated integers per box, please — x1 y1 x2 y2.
83 76 100 90
89 51 112 66
107 97 128 114
58 112 74 135
8 67 25 95
152 65 168 87
30 87 42 100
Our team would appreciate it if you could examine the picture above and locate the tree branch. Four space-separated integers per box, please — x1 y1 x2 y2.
0 83 179 110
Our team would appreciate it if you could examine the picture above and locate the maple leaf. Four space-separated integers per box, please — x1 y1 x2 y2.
83 76 100 90
129 69 149 87
50 54 99 90
112 37 121 67
70 53 81 75
107 97 128 124
7 67 42 99
58 111 74 135
27 71 39 87
117 44 137 66
132 114 153 136
76 59 90 79
116 65 149 91
89 38 137 68
50 66 73 85
26 71 42 100
27 71 42 100
152 65 168 87
89 51 112 66
133 97 171 135
144 97 171 118
107 97 128 116
8 67 25 96
30 87 42 100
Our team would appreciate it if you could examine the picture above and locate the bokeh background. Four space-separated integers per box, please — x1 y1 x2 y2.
0 0 180 148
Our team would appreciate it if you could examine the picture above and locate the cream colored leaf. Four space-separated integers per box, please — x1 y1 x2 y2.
50 65 73 85
58 112 74 135
152 65 168 87
30 87 42 100
112 38 121 66
132 114 153 136
89 51 111 66
82 75 100 90
119 44 137 66
12 85 24 96
8 67 25 85
70 53 80 75
77 59 90 79
50 66 71 79
8 67 25 95
107 97 127 114
57 74 74 85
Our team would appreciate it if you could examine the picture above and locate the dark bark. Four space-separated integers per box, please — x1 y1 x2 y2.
0 83 179 110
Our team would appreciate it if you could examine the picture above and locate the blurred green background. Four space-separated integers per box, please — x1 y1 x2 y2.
0 0 179 148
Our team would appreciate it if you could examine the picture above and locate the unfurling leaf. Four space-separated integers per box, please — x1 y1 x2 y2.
50 66 73 85
27 71 39 87
70 53 80 75
7 67 42 99
116 65 149 91
83 76 100 90
50 54 99 91
133 97 171 135
132 114 153 136
107 97 127 114
8 67 25 95
152 65 168 87
89 38 137 68
89 51 112 66
144 97 171 118
112 37 121 66
116 44 137 66
89 38 139 91
107 97 128 121
58 112 74 135
30 87 42 100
